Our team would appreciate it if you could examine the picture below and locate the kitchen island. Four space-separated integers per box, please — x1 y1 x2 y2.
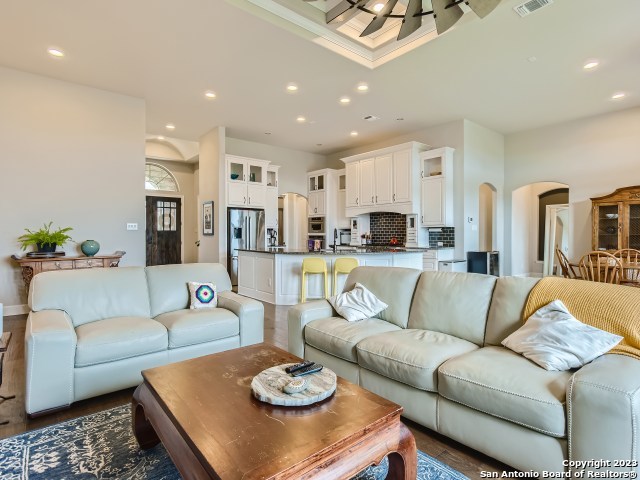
237 247 424 305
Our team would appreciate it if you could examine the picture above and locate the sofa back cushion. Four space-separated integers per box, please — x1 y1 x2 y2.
484 276 540 346
408 271 497 346
145 263 232 317
342 266 422 328
29 267 151 327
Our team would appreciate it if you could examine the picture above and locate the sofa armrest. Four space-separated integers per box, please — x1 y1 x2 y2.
218 291 264 346
287 300 334 358
25 309 77 415
568 354 640 475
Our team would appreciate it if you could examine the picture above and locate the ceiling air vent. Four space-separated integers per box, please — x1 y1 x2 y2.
363 115 380 121
514 0 553 17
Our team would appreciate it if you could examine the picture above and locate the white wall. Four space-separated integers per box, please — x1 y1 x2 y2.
0 66 146 313
463 120 505 266
146 160 198 263
225 137 328 196
504 107 640 274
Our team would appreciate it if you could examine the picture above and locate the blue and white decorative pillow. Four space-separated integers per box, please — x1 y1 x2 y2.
188 282 217 309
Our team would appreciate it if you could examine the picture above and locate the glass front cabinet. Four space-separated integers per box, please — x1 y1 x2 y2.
591 186 640 252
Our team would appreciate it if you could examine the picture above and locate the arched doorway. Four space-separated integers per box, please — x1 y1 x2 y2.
479 183 497 251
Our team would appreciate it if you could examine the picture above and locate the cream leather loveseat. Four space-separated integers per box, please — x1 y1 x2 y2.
26 263 263 416
288 267 640 476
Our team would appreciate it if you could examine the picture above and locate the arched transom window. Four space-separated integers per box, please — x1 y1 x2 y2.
145 163 179 191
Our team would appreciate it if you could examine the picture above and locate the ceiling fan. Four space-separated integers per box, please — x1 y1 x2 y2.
322 0 502 41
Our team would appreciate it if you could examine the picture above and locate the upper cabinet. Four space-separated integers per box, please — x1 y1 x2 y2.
342 142 430 216
591 185 640 252
420 147 455 227
336 170 349 229
226 155 269 208
265 165 280 229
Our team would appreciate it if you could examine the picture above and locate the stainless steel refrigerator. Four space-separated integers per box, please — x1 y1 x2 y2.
227 208 265 286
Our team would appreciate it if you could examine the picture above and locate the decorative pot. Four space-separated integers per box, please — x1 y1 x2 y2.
37 243 56 253
81 240 100 257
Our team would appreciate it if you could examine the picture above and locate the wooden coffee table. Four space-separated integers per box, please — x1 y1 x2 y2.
132 343 416 479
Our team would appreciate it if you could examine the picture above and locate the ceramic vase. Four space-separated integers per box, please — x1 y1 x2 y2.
81 240 100 256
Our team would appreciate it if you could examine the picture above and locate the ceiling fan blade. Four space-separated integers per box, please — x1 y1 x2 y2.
397 0 423 40
466 0 502 18
360 0 399 37
326 0 367 24
432 0 464 34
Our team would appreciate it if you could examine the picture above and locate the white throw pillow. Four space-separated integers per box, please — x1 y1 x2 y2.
188 282 217 309
502 299 622 371
328 282 388 322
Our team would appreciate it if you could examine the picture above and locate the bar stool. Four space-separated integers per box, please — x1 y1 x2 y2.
301 258 329 302
333 257 359 295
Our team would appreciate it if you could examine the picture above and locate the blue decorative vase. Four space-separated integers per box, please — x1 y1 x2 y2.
81 240 100 257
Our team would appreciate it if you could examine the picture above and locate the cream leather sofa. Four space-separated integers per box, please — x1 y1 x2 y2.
26 263 263 415
288 267 640 476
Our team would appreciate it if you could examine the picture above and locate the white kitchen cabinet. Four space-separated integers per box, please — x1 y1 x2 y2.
308 190 326 216
359 158 375 206
345 162 359 208
422 249 454 271
393 149 412 203
265 187 278 228
247 184 266 207
420 147 454 227
374 154 393 205
226 156 270 208
238 255 255 289
342 141 430 217
308 172 325 192
337 190 349 229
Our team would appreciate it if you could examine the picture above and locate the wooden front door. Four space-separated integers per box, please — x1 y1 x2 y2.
146 196 182 266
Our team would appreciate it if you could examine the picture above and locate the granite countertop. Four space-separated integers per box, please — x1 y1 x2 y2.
237 247 428 255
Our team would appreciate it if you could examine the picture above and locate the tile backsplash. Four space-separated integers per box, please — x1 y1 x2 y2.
428 227 455 248
369 212 406 245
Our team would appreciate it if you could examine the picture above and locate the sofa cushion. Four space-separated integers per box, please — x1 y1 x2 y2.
485 276 540 346
304 317 401 363
155 308 239 348
75 316 168 367
356 329 478 392
29 267 151 327
145 263 232 317
408 271 497 346
342 267 422 328
438 346 571 437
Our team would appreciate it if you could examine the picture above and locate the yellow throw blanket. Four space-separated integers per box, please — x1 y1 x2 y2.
523 277 640 359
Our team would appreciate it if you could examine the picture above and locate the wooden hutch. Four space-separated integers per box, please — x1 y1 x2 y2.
591 186 640 252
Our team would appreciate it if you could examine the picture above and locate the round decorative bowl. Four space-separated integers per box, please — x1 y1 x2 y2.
230 173 240 180
81 240 100 256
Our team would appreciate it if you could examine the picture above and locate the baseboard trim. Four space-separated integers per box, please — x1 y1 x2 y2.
3 304 29 316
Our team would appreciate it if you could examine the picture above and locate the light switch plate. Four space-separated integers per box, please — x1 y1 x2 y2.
127 223 138 231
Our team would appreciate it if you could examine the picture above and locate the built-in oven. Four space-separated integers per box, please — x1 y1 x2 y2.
308 217 325 234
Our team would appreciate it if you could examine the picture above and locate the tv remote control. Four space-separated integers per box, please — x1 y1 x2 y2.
285 360 315 374
290 363 324 377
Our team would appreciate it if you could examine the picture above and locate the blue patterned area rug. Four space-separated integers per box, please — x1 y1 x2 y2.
0 404 468 479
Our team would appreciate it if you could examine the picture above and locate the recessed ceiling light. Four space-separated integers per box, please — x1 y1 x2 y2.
157 135 165 141
356 83 369 92
286 83 299 93
296 116 306 123
583 61 599 70
165 124 175 130
611 92 626 100
339 96 351 105
373 3 384 12
204 91 216 99
350 131 358 137
47 48 65 58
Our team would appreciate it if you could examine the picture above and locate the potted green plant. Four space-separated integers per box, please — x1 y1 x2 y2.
18 222 73 253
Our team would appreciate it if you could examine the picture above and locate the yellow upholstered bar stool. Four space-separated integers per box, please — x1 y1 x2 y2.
333 257 359 295
301 257 329 302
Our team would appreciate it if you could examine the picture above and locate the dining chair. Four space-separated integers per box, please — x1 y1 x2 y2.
578 251 622 284
614 249 640 286
555 248 581 279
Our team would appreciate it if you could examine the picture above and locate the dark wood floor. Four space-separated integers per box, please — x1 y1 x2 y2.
0 304 513 477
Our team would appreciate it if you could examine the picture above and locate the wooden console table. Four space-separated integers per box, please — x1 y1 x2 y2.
11 251 125 293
